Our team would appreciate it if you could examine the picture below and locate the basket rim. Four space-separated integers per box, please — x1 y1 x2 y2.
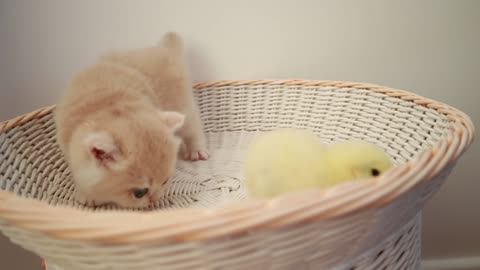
0 79 475 245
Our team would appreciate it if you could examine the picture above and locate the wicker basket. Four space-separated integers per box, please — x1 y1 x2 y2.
0 80 474 270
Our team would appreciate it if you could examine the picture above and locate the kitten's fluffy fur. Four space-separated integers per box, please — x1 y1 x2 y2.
55 32 208 208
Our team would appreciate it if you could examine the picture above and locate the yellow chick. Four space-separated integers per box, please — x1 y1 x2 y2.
244 129 393 198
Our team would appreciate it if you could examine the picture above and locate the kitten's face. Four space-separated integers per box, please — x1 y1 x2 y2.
70 111 184 208
82 146 176 208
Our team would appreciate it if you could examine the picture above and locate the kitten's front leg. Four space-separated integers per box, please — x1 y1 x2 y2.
178 115 209 161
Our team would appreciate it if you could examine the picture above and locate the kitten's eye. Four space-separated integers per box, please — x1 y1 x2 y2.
371 168 380 177
132 188 149 199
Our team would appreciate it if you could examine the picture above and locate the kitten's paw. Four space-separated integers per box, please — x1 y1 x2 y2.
74 192 96 207
184 149 210 161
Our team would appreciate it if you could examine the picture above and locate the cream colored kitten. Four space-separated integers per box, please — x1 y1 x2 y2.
55 32 208 208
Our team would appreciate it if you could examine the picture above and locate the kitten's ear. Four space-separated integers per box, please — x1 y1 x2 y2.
84 132 121 166
159 111 185 132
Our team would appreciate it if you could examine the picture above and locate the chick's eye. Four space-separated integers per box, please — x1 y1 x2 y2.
371 168 380 177
132 188 149 199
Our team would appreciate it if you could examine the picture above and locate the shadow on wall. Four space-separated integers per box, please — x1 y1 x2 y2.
0 233 41 269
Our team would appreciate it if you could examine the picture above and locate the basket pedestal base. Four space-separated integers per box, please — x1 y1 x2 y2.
337 212 422 270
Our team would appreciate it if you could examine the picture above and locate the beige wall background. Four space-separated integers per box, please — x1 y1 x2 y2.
0 0 479 269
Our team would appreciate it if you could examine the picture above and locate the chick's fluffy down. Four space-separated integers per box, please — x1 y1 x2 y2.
244 129 327 198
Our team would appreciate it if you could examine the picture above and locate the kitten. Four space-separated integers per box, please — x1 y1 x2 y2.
54 32 208 208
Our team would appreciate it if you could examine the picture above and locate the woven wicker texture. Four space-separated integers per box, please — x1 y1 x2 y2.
0 80 474 270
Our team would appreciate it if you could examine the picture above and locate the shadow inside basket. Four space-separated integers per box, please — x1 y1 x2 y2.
0 85 453 212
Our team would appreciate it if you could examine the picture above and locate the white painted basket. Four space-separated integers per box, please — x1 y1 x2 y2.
0 80 474 270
